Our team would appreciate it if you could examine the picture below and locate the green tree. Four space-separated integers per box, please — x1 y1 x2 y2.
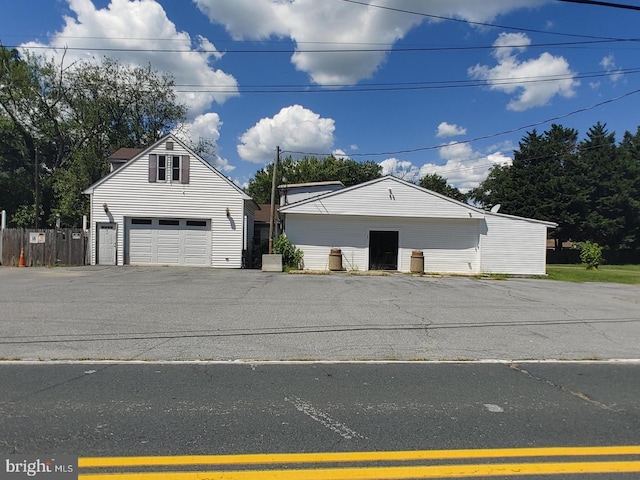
578 122 639 251
470 122 640 252
418 173 467 202
618 127 640 249
0 47 186 227
246 155 382 204
469 124 582 251
0 116 32 223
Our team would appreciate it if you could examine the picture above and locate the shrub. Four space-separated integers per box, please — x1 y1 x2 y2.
575 241 603 270
273 234 304 270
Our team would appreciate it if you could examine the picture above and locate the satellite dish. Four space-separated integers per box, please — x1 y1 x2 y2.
490 204 501 213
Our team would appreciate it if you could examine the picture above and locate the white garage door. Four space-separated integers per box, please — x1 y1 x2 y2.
127 218 211 266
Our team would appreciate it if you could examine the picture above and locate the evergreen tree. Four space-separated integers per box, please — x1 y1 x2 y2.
471 122 640 252
470 125 581 250
618 127 640 249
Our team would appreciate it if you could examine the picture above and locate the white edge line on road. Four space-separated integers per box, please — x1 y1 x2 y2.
1 359 640 365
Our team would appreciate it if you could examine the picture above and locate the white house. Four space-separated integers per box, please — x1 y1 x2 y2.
279 176 555 275
83 134 257 268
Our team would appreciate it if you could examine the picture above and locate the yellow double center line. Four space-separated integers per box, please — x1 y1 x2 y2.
78 446 640 479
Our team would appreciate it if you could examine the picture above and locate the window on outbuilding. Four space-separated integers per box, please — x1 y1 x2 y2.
171 156 180 181
159 219 180 226
149 153 189 184
158 155 167 181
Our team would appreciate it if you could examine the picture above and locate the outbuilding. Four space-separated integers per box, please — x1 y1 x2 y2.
279 175 555 275
83 134 257 267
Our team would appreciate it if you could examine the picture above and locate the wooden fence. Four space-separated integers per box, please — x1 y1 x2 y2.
1 228 89 267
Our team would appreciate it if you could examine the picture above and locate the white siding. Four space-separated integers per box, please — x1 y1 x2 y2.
281 176 483 220
480 214 550 275
286 214 481 273
88 138 247 268
282 184 344 205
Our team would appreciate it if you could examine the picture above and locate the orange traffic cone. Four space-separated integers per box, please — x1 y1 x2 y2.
18 247 26 267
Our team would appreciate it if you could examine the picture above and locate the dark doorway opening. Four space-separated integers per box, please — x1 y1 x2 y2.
369 230 399 270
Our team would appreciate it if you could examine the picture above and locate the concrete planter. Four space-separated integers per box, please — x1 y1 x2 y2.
262 254 283 272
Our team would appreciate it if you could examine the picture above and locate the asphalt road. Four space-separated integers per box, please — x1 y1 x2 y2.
1 266 639 361
2 268 640 478
1 362 639 478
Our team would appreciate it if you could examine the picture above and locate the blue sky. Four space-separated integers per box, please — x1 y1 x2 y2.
3 0 640 191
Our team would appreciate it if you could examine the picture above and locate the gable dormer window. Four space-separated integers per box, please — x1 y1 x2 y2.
172 156 181 181
149 154 190 184
158 155 167 181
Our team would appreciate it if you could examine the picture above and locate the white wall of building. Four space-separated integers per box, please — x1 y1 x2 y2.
281 176 553 275
285 214 481 273
480 213 551 275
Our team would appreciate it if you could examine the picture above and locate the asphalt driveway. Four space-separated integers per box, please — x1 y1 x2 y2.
1 266 639 361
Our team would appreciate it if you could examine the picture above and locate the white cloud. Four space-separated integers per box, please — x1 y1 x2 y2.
468 32 579 111
600 54 615 70
436 122 467 138
333 149 350 160
380 158 421 181
600 54 624 83
174 113 235 173
427 143 512 192
21 0 238 117
237 105 336 163
380 142 512 192
194 0 547 86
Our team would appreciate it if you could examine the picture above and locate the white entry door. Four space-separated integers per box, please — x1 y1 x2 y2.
97 223 117 265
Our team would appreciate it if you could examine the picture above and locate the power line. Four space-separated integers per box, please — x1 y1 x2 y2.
556 0 640 11
8 37 639 55
0 35 617 48
336 0 638 42
281 87 640 158
171 67 640 94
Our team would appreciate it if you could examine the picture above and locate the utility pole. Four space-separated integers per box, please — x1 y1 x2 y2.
34 148 39 230
268 146 280 254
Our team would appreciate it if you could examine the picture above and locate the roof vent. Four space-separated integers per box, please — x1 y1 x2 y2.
166 141 174 150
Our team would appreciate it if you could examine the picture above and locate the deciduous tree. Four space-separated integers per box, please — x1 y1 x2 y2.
246 155 382 204
0 46 186 226
418 173 467 202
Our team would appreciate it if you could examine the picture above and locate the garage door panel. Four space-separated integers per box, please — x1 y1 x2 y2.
184 229 209 265
127 218 211 266
157 235 180 246
128 226 154 263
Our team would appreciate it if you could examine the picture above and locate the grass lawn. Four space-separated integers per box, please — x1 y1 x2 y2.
545 264 640 284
